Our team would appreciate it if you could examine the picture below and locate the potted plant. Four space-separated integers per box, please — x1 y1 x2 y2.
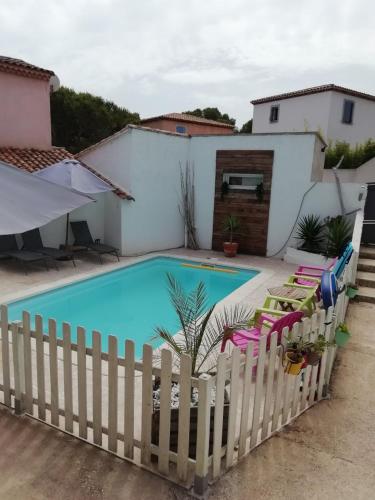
255 182 264 202
151 274 252 458
223 214 240 257
346 282 358 299
303 335 330 366
335 322 351 347
284 337 305 375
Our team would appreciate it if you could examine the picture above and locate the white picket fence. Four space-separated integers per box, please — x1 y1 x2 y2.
0 214 361 495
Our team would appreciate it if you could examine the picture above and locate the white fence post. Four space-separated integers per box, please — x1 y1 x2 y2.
194 373 212 496
11 321 25 415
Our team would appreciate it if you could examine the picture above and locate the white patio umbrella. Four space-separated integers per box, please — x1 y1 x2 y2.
34 159 114 245
0 161 94 236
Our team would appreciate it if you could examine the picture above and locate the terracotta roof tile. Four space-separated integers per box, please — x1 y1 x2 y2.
0 147 132 200
141 112 235 128
251 84 375 105
0 56 54 81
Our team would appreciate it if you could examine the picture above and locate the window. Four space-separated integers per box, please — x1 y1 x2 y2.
342 100 354 124
223 173 264 191
176 125 186 133
269 105 279 123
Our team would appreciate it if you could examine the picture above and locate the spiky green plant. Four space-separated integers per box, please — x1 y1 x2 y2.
295 214 324 253
223 215 240 243
325 216 352 257
152 273 252 376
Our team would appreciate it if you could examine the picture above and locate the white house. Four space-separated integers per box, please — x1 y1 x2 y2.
251 84 375 147
78 125 363 258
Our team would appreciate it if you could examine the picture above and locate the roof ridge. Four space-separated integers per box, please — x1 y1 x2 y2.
141 112 235 128
251 84 375 105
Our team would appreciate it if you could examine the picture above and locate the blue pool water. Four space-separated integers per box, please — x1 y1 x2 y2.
7 257 258 357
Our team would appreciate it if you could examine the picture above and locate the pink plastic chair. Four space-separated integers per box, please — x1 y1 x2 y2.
221 310 304 356
295 257 337 279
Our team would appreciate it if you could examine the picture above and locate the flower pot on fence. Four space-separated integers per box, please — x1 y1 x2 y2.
223 242 238 258
304 351 322 366
151 403 230 459
335 327 351 347
283 351 304 375
346 286 358 299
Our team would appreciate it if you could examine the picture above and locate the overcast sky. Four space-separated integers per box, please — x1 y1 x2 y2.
1 0 374 127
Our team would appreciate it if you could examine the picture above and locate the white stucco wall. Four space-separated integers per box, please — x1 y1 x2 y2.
253 90 375 147
327 91 375 146
252 92 333 138
39 192 109 248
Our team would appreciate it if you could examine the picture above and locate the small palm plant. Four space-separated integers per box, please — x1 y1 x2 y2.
152 273 252 377
295 214 324 253
325 216 352 257
223 215 240 244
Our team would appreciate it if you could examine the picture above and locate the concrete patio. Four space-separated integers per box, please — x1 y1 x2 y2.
0 296 374 499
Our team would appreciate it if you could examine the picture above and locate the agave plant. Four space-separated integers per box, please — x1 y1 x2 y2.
325 216 352 257
152 273 252 376
295 214 324 253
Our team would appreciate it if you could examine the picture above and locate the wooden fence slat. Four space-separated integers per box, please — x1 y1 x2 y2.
281 374 293 425
238 342 254 457
63 322 73 432
212 353 227 477
0 305 11 407
158 349 172 475
141 344 153 465
291 372 302 417
261 332 278 440
108 335 118 453
176 354 192 481
92 331 102 446
124 339 135 459
300 365 312 410
194 373 212 496
11 322 24 414
22 311 33 414
48 319 59 427
77 327 88 439
250 335 267 449
225 347 241 468
271 327 289 432
308 364 319 406
35 315 46 421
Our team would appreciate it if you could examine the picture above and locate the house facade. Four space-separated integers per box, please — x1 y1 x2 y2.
0 56 58 149
251 84 375 146
140 113 235 135
78 125 363 258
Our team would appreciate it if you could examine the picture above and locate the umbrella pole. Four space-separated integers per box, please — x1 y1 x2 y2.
65 213 70 248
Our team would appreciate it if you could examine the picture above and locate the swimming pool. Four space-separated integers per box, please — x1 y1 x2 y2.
7 257 258 357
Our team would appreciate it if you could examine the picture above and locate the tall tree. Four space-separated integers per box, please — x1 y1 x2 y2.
51 86 140 153
184 107 236 126
240 119 253 133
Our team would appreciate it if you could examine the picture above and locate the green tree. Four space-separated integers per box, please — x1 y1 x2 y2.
184 107 236 126
51 86 140 153
240 119 253 133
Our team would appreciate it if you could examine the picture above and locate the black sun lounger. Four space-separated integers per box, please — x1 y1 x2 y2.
22 228 75 267
70 220 120 263
0 234 50 273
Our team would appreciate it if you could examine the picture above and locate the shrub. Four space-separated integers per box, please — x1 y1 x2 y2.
295 214 324 253
324 139 375 169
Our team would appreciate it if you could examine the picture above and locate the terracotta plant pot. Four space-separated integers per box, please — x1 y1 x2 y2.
284 351 304 375
305 351 322 366
223 242 239 257
335 328 351 347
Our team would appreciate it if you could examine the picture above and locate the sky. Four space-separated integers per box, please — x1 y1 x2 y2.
1 0 374 127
